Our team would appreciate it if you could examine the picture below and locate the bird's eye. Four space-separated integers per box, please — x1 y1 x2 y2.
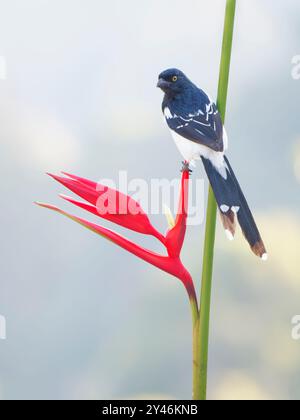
172 75 178 82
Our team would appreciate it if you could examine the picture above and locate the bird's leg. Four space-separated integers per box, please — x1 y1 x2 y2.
181 161 192 173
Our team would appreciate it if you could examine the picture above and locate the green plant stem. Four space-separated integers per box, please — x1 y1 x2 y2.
193 0 236 401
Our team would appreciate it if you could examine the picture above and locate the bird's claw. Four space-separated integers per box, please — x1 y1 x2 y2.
181 161 192 173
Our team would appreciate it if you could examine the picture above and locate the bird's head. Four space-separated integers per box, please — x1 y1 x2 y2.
157 68 191 96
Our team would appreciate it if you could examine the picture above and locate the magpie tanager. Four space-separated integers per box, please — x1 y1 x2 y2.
157 68 267 260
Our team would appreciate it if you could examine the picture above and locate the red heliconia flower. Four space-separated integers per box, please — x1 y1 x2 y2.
36 166 197 304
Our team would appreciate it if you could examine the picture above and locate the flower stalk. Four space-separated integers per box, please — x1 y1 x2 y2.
193 0 236 400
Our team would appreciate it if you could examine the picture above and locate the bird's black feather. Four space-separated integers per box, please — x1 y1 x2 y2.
159 69 224 152
165 103 224 152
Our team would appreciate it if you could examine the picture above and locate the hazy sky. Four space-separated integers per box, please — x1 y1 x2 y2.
0 0 300 400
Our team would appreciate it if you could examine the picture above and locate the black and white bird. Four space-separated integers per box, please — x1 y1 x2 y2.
157 68 267 260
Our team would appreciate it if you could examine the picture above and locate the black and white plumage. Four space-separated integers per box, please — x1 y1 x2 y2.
157 68 267 260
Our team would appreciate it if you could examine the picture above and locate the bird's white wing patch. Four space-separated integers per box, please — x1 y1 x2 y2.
188 109 205 117
223 127 229 151
164 107 174 119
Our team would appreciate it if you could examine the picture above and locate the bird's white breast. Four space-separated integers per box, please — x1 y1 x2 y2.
170 129 227 178
170 130 202 165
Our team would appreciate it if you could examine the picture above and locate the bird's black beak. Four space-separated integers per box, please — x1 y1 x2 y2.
157 78 170 90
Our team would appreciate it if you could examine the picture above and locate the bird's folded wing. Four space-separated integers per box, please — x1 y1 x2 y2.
166 104 224 152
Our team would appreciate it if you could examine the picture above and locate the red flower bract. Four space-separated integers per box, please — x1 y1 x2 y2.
165 169 189 257
36 167 196 302
47 172 165 242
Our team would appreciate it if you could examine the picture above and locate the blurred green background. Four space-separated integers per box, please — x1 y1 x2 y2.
0 0 300 400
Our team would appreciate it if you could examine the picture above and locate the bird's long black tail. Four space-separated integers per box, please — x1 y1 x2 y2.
201 155 267 260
